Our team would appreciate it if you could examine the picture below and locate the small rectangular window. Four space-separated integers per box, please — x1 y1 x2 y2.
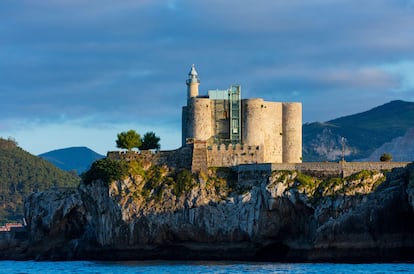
232 119 238 133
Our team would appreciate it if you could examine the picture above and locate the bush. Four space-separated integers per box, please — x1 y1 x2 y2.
347 170 376 181
380 153 393 162
127 160 146 178
82 158 128 185
173 169 195 195
315 177 344 197
142 166 164 193
295 173 320 196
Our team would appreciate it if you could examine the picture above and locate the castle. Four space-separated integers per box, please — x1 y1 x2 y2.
108 65 410 175
181 65 302 170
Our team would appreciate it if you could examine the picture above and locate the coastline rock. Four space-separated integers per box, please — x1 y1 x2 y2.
20 163 414 261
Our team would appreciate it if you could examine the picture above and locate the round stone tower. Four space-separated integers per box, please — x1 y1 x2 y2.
182 65 213 145
186 64 200 99
242 98 265 146
282 103 302 163
189 98 212 141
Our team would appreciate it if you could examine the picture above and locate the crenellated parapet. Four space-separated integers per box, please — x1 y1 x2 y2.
207 143 265 167
184 65 304 168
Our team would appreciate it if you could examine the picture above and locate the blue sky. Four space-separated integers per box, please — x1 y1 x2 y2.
1 0 414 155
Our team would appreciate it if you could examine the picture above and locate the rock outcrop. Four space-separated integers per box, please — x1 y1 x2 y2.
18 163 414 261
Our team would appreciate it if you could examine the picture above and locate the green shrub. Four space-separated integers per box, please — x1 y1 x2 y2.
207 167 238 194
207 176 228 193
380 153 393 162
82 158 128 185
127 160 147 178
173 169 195 195
141 166 163 197
295 173 320 195
315 177 345 197
296 173 318 187
347 170 376 181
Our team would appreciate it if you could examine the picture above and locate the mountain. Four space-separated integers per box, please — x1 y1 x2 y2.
0 138 80 224
303 100 414 162
39 147 104 174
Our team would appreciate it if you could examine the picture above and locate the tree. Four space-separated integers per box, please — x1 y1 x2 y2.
380 153 393 162
116 130 141 151
140 131 161 150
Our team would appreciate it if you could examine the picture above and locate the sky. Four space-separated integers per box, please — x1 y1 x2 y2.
1 0 414 155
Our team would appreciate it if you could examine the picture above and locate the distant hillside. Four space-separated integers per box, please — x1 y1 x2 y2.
0 138 80 224
303 100 414 162
39 147 104 174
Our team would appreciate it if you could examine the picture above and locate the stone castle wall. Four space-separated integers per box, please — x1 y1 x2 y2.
242 98 266 146
107 146 193 171
182 97 213 146
236 161 411 179
108 148 410 180
240 99 302 163
282 103 302 163
207 143 265 167
264 102 284 163
184 97 302 164
241 99 284 163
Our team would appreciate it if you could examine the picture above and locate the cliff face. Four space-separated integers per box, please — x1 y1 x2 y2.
21 163 414 261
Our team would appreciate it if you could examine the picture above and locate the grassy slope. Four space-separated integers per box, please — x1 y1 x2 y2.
0 138 80 224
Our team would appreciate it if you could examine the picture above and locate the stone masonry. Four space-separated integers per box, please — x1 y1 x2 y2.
182 65 302 169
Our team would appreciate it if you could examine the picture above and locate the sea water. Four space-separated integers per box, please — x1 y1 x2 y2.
0 261 413 274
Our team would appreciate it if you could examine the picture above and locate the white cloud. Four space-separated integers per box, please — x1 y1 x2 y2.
1 0 414 153
381 61 414 92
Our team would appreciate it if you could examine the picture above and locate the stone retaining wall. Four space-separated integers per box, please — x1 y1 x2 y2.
237 161 411 179
107 146 192 171
108 147 411 179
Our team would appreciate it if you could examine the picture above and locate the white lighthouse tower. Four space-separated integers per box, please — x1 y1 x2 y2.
186 64 200 99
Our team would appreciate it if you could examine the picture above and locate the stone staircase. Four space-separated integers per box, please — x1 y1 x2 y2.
191 140 208 173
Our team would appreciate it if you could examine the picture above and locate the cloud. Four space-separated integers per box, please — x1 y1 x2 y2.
1 0 414 153
251 65 399 90
382 61 414 92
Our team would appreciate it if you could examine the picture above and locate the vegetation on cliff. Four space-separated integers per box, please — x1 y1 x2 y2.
22 156 411 261
0 138 80 225
83 155 387 211
81 156 241 209
269 169 385 203
82 158 129 185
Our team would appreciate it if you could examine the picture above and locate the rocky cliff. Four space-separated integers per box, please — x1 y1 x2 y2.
14 162 414 261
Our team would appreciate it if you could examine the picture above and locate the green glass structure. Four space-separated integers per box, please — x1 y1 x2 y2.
229 85 241 144
207 85 241 145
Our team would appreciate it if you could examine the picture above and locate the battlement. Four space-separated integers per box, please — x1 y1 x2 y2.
207 143 264 167
181 65 302 164
207 143 261 151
